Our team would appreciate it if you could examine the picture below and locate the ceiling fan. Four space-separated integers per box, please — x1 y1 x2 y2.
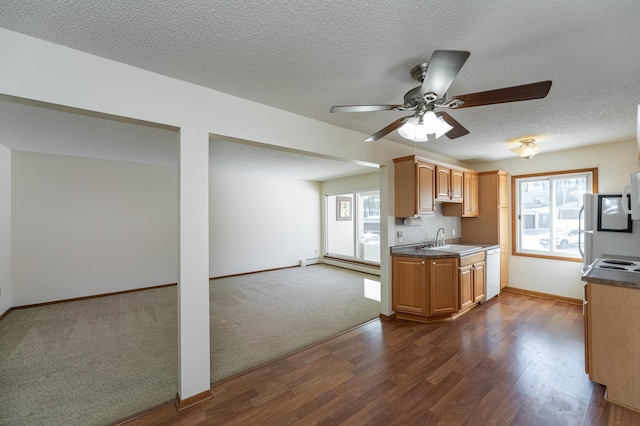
330 50 552 142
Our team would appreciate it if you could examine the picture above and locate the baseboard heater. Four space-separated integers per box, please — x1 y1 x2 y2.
299 257 321 267
321 257 381 276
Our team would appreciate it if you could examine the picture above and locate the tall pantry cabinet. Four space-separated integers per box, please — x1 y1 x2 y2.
460 170 509 289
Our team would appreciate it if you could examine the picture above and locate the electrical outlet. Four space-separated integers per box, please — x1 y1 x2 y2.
452 228 456 236
397 230 403 243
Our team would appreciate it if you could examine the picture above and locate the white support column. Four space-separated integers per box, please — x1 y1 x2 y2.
177 126 211 404
379 165 393 317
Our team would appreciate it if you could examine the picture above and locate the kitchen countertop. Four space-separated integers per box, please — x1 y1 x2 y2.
582 254 640 289
390 242 500 259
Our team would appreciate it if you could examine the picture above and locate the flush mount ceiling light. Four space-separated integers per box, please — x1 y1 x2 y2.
397 109 453 142
511 138 540 159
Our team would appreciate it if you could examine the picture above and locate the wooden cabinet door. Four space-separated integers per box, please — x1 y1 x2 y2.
463 172 478 217
498 207 508 245
428 258 458 316
392 256 428 315
435 166 451 201
416 162 435 215
584 283 590 375
473 261 486 302
589 283 640 410
500 244 508 288
459 264 473 310
450 169 464 203
498 172 508 207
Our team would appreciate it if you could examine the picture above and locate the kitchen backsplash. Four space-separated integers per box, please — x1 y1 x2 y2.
394 203 461 246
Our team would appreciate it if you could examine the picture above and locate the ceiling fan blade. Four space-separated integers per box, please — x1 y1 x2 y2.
437 111 470 139
420 50 470 97
364 116 411 142
330 104 406 113
451 80 552 109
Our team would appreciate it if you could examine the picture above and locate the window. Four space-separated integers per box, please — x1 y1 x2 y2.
513 168 597 261
325 190 380 263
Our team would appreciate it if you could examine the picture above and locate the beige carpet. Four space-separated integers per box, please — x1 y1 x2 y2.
0 264 380 425
209 264 381 381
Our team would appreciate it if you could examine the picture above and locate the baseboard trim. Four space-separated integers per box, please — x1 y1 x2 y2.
8 282 177 313
603 387 640 414
379 313 396 321
503 286 582 305
175 389 214 411
0 307 12 321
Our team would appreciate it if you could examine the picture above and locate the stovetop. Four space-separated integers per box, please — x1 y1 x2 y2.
593 258 640 273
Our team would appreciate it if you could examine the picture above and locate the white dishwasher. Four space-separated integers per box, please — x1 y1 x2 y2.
481 248 501 303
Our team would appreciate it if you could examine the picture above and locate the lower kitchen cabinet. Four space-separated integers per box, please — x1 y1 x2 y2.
428 257 458 316
584 282 640 411
393 255 481 322
459 252 486 310
459 264 473 311
392 256 428 315
473 260 486 303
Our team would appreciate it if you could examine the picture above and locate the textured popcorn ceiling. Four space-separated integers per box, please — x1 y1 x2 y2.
1 1 640 174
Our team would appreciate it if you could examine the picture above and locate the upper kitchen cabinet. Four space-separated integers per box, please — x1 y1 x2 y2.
394 155 478 217
442 171 479 217
435 166 463 203
460 170 509 288
393 156 435 217
498 172 508 207
464 172 479 216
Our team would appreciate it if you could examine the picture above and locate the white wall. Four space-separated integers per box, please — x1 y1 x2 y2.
11 151 179 305
8 149 324 305
470 139 639 300
210 168 321 277
393 204 462 247
0 144 11 315
321 171 380 194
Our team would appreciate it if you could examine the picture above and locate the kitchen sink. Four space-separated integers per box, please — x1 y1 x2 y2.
421 244 482 254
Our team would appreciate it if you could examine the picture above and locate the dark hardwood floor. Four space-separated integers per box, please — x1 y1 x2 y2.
120 292 640 425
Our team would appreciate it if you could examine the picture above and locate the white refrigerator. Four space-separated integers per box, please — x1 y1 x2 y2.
580 193 640 271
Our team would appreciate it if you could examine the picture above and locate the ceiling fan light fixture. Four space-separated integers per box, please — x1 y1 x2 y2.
424 111 453 138
397 117 419 140
511 138 540 159
398 111 453 142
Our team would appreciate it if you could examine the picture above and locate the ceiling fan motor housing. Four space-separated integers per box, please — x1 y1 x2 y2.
410 62 430 82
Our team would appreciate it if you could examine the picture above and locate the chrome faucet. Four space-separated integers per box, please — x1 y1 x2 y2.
435 227 445 246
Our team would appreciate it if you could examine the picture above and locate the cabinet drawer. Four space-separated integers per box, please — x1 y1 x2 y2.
460 252 485 267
